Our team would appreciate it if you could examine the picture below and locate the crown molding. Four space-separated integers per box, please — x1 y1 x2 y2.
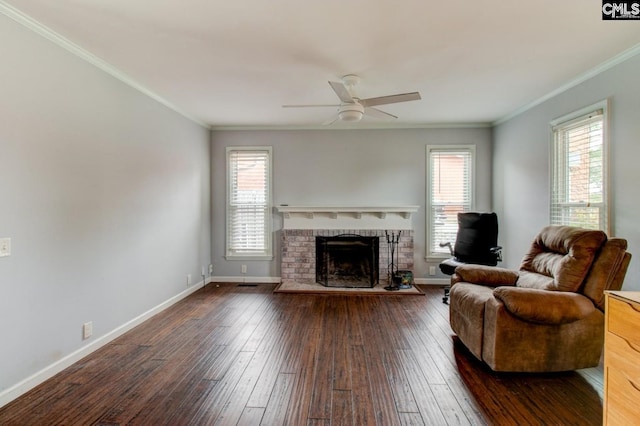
493 42 640 126
0 1 210 130
211 122 492 131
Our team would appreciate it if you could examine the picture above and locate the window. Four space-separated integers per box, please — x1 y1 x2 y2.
550 102 608 232
426 145 475 258
226 147 272 259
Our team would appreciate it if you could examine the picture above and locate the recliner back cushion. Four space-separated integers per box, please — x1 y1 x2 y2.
518 226 607 292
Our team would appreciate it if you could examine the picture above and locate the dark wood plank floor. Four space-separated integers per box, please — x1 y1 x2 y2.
0 284 604 425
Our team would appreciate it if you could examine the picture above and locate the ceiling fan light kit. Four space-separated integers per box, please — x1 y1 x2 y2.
338 103 364 122
283 74 421 125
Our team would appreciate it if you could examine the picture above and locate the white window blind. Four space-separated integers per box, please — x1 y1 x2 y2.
226 147 272 258
551 107 607 232
427 146 475 257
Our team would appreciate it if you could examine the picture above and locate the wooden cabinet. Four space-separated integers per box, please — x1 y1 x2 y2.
604 291 640 424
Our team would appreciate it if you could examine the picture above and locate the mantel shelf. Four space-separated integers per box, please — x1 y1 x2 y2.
277 206 419 218
276 206 419 230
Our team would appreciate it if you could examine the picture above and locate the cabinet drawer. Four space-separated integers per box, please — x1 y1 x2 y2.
606 332 640 378
606 366 640 424
607 297 640 348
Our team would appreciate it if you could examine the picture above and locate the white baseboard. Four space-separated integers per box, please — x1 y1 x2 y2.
209 276 281 284
414 278 450 285
208 276 448 286
0 278 207 409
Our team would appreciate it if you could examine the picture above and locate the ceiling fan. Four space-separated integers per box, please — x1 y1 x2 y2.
283 74 421 124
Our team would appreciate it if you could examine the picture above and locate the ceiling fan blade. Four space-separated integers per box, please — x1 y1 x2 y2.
322 114 340 125
282 104 339 108
328 81 354 103
360 92 421 108
364 107 397 120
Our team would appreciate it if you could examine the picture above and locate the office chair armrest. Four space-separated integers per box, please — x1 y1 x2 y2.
452 264 518 287
493 287 596 325
490 246 503 261
439 241 454 256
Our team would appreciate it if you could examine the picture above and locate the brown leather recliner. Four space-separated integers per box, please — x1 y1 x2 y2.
449 225 632 372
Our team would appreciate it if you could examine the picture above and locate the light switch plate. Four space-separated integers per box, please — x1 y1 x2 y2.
0 238 10 257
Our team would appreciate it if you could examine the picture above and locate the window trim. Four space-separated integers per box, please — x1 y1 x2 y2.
225 146 273 260
549 100 610 234
425 144 476 260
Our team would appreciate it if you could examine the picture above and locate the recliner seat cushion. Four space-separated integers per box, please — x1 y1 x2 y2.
519 226 607 292
515 270 554 290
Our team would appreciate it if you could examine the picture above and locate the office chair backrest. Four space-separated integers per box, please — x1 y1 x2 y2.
454 212 499 265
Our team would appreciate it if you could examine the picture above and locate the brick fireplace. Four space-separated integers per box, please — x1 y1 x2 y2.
277 206 418 286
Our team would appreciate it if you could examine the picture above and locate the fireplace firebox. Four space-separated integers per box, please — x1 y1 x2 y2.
316 234 379 288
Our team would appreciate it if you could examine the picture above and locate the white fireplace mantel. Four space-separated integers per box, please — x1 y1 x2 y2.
276 205 419 230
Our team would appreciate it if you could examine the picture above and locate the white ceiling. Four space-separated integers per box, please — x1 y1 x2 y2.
3 0 640 129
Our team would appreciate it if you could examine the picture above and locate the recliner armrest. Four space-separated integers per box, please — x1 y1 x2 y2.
452 264 518 286
493 287 597 325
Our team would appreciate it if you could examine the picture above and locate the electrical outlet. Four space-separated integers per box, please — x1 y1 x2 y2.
429 266 436 276
0 238 11 257
209 264 214 274
241 264 247 274
83 321 93 340
187 274 192 286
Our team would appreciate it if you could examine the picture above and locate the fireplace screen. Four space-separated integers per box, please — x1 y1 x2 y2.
316 234 379 288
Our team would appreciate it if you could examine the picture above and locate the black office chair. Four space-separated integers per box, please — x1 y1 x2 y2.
439 212 502 303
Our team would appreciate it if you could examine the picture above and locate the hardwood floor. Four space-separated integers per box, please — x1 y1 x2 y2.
0 284 604 425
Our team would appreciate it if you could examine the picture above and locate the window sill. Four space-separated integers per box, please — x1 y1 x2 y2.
225 255 273 261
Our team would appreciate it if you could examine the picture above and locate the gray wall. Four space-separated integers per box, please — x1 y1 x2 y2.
0 14 211 394
210 128 493 280
493 54 640 290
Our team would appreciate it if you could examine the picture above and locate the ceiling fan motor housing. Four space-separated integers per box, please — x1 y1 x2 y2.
338 102 364 121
